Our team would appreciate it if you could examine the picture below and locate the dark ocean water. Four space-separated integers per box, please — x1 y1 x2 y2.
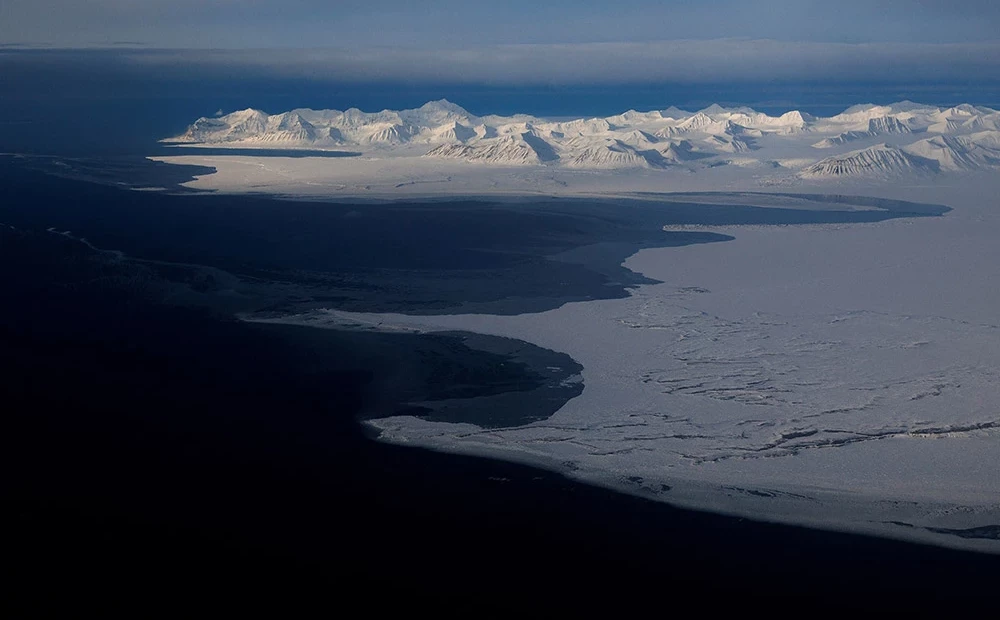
0 159 949 320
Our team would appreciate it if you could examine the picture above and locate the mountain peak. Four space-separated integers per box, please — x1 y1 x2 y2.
801 142 938 179
887 100 931 113
225 108 268 120
780 110 813 124
660 106 692 119
419 99 471 115
699 103 728 115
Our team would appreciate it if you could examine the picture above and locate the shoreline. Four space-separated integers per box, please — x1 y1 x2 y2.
242 313 584 429
271 307 1000 555
242 304 1000 555
5 159 997 557
265 179 999 555
367 428 1000 555
243 290 999 557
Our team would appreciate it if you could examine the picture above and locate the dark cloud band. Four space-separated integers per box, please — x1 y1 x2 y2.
7 40 994 85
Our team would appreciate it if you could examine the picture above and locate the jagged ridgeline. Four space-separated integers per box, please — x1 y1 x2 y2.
165 100 1000 178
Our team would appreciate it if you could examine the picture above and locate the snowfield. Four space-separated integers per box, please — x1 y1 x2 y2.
157 101 1000 552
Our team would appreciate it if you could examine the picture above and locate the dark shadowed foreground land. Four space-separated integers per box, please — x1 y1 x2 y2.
2 162 996 610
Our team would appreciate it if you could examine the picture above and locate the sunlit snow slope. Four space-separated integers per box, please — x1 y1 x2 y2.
166 100 1000 180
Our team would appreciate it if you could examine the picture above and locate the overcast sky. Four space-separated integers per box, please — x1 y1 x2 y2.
3 1 1000 84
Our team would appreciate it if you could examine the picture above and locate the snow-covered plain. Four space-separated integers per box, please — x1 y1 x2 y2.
156 101 1000 551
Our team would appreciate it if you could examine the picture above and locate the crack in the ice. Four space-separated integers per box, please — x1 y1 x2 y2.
687 419 1000 463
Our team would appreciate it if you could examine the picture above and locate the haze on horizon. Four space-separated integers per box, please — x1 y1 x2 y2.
3 1 1000 85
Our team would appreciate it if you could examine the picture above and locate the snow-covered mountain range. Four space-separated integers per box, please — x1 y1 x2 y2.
165 100 1000 180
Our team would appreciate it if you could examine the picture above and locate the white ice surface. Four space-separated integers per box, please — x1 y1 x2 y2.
241 178 1000 552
